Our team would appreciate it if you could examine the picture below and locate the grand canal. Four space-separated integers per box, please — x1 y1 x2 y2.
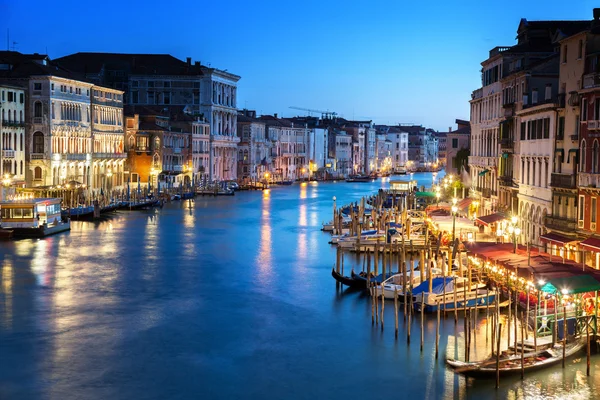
1 172 600 399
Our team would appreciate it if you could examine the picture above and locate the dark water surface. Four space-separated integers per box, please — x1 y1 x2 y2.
1 172 600 399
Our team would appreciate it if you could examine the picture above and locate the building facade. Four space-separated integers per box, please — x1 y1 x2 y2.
445 119 471 176
0 83 26 184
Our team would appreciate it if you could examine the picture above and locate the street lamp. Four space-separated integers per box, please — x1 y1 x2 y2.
507 215 521 253
451 197 458 243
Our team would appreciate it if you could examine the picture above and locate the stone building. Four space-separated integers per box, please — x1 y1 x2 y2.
0 83 26 184
445 119 471 176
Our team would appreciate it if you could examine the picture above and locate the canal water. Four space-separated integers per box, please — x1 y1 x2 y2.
1 172 599 399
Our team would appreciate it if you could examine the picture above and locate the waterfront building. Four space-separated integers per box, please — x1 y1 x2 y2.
0 83 26 185
543 30 589 254
375 133 392 172
191 118 210 183
237 110 268 181
55 53 241 181
328 129 352 177
125 112 192 189
385 127 409 173
445 119 470 176
90 86 126 193
577 19 600 267
434 131 447 167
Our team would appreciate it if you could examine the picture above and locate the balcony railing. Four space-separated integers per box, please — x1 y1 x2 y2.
93 152 127 159
2 149 15 158
588 120 600 131
500 138 513 150
583 72 600 89
502 100 515 109
482 188 492 198
62 153 87 161
545 215 577 232
32 117 44 124
579 172 600 188
570 134 579 141
498 175 514 187
30 153 44 160
550 173 576 189
1 121 25 128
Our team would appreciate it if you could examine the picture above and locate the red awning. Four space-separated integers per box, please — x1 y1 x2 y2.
475 212 507 226
540 232 579 247
580 237 600 252
457 198 473 211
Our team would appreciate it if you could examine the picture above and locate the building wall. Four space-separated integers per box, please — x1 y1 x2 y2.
445 133 470 175
0 85 26 183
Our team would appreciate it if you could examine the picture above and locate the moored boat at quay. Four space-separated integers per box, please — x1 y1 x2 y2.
372 268 444 300
412 276 496 313
0 198 70 237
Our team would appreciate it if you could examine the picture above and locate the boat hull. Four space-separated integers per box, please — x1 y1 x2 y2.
331 268 366 289
416 293 496 313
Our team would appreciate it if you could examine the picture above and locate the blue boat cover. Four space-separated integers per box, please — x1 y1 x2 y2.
410 277 454 295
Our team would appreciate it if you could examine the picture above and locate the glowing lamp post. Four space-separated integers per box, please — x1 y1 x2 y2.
451 197 458 243
507 215 521 253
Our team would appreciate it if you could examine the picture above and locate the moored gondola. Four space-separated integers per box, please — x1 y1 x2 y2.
331 268 367 289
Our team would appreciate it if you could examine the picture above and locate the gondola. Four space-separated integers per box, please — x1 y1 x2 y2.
351 270 395 286
446 340 585 378
331 268 367 289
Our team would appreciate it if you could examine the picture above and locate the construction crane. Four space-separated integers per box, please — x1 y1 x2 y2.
289 106 337 120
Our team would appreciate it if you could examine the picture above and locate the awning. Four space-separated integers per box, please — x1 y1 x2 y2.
537 275 600 295
457 198 473 211
502 153 509 159
580 237 600 252
478 169 490 177
539 232 578 247
415 191 436 198
475 212 507 226
568 149 579 163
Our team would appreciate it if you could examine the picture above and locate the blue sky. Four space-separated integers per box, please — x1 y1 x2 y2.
1 0 597 130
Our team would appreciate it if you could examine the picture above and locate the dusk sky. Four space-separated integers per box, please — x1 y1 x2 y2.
2 0 597 130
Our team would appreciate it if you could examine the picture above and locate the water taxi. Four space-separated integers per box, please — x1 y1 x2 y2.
0 198 70 237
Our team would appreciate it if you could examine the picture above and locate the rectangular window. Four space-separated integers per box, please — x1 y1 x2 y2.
578 39 583 59
558 116 565 139
520 122 526 140
148 81 155 88
51 83 54 91
545 84 551 101
579 195 585 221
131 91 139 104
543 118 550 139
582 98 588 121
563 45 568 63
592 197 597 224
452 138 458 148
7 92 13 102
33 82 42 91
575 115 580 136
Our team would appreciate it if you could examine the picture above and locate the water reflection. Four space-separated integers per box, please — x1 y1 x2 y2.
257 189 272 281
1 258 13 329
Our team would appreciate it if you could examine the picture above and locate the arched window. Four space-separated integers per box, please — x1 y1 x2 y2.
34 101 43 118
20 160 23 175
128 136 135 150
33 131 44 153
20 133 23 151
34 166 42 180
593 140 600 174
19 110 23 122
581 139 587 172
154 136 160 150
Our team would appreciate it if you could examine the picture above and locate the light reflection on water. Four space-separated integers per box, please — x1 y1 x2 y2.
1 172 600 399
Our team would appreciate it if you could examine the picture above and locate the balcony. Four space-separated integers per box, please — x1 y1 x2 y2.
62 153 87 161
588 120 600 131
482 188 492 198
550 173 576 189
2 149 15 158
500 138 513 150
93 152 127 159
567 91 580 107
583 72 600 89
498 175 514 187
545 215 577 232
570 134 579 141
32 117 44 124
502 100 514 109
1 121 25 128
30 153 44 160
579 172 600 188
173 147 181 154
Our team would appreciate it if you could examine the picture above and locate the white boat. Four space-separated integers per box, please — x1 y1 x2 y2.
372 268 444 299
412 277 496 313
337 230 387 249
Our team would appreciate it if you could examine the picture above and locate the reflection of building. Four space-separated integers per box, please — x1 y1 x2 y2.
0 83 26 184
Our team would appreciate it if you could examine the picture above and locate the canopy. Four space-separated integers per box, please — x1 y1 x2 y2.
415 191 436 198
475 212 507 226
537 275 600 295
478 169 490 176
580 237 600 252
456 198 473 212
411 277 454 295
539 232 579 247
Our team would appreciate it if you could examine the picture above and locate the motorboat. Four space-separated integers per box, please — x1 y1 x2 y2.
372 268 444 299
412 277 495 313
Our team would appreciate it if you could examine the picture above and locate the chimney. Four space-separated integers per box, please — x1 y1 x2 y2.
594 8 600 20
274 113 278 118
186 57 191 65
195 61 200 67
449 127 452 132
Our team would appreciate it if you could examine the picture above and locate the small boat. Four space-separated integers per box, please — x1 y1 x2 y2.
412 277 496 313
446 340 586 378
346 175 373 183
351 270 395 286
171 194 182 201
279 180 294 185
373 268 444 300
331 268 369 290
